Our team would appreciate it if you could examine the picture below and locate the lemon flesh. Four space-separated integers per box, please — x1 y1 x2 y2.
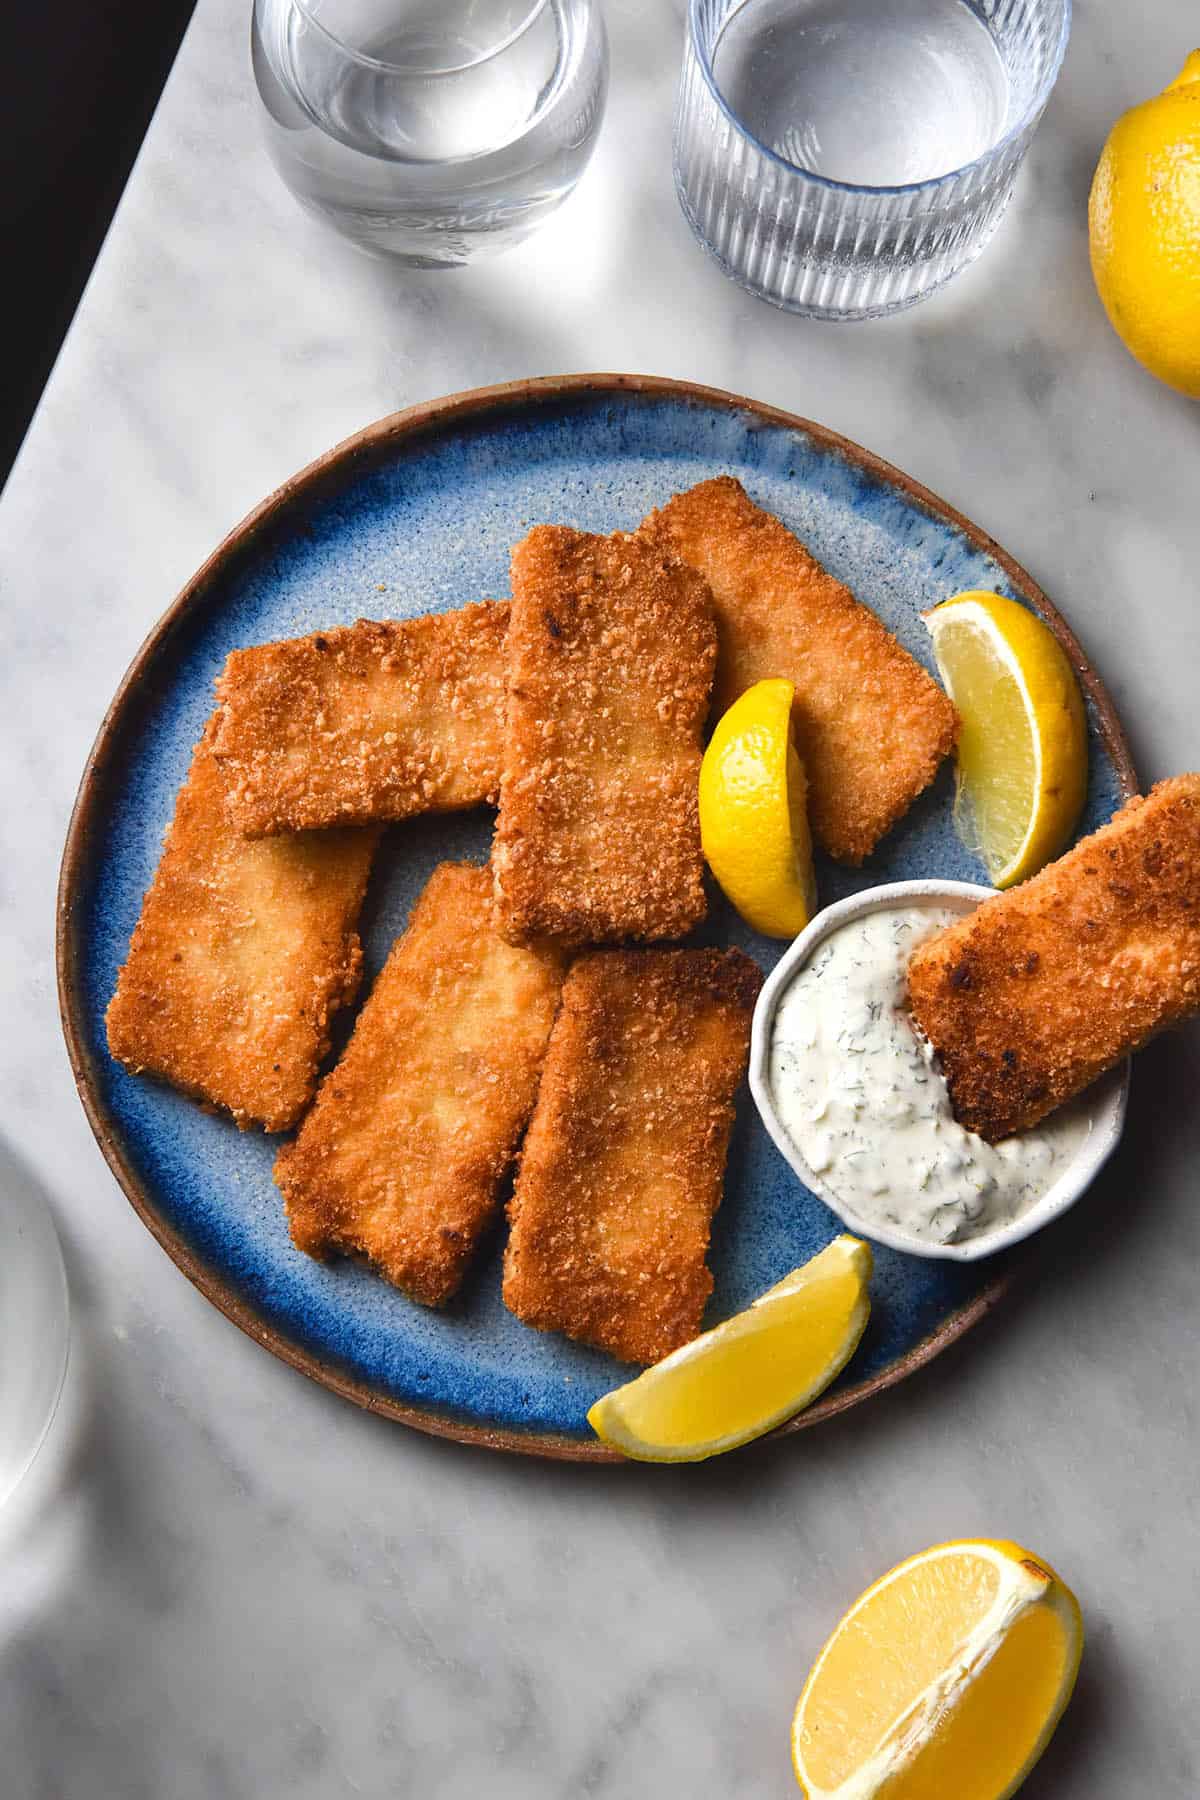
924 592 1086 888
1088 51 1200 398
587 1236 872 1463
792 1539 1083 1800
699 678 817 939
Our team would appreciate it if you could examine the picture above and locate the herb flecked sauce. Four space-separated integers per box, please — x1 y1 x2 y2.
768 905 1094 1245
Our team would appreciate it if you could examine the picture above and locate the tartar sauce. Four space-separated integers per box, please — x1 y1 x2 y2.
768 904 1094 1245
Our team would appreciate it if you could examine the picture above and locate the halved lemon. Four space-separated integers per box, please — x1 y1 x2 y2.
1089 50 1200 399
924 593 1087 889
698 678 817 939
792 1538 1084 1800
587 1236 871 1463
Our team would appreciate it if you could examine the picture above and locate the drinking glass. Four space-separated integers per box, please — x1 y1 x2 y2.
674 0 1071 319
252 0 609 266
0 1142 69 1509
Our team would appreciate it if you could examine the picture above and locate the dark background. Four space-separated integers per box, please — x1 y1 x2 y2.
3 1 199 491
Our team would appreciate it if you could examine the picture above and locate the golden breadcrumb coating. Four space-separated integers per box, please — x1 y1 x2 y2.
276 863 566 1307
643 475 959 865
908 776 1200 1140
105 717 378 1132
212 601 509 835
503 947 762 1365
492 526 717 947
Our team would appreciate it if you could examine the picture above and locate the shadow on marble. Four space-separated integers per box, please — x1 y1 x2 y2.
958 1026 1197 1327
1020 1620 1124 1799
284 171 627 405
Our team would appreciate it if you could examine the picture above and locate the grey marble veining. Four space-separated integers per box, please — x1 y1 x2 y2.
2 1 1198 1793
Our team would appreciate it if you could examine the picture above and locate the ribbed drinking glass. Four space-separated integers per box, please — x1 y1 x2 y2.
674 0 1071 319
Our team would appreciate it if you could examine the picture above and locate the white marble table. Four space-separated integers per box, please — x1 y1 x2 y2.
3 2 1198 1793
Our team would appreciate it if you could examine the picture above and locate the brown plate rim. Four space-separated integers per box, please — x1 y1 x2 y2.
56 372 1138 1463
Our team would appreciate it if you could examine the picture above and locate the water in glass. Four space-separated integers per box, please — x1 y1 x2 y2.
713 0 1010 186
253 0 608 265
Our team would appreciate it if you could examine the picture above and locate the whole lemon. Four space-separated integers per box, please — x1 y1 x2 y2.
1088 51 1200 398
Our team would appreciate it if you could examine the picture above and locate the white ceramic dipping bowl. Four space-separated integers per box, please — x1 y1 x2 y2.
748 879 1129 1262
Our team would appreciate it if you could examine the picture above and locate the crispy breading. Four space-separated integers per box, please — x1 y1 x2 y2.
908 776 1200 1140
502 947 762 1365
212 601 509 835
276 863 565 1307
643 476 959 865
492 526 717 947
105 717 378 1132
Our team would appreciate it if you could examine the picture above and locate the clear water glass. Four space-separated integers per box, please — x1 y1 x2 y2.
674 0 1071 319
252 0 608 266
0 1142 69 1508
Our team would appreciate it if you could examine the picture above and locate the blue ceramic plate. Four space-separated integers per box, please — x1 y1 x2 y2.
58 376 1135 1460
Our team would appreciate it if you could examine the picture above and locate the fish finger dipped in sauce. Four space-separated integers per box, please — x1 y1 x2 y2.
909 776 1200 1140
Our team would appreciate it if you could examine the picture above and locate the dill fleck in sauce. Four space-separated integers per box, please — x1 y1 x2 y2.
768 904 1094 1245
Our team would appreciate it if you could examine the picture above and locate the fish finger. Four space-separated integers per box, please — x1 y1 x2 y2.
213 600 508 835
105 716 378 1132
908 776 1200 1140
503 947 762 1365
276 862 565 1306
643 476 959 864
492 526 716 946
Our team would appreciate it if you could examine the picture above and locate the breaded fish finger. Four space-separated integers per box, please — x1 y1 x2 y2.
106 716 378 1132
643 476 959 865
276 863 565 1307
492 526 716 947
503 947 762 1365
212 600 509 835
908 776 1200 1140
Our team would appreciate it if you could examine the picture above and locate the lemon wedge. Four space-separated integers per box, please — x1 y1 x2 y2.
924 592 1087 888
587 1236 871 1462
698 678 817 939
792 1538 1083 1800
